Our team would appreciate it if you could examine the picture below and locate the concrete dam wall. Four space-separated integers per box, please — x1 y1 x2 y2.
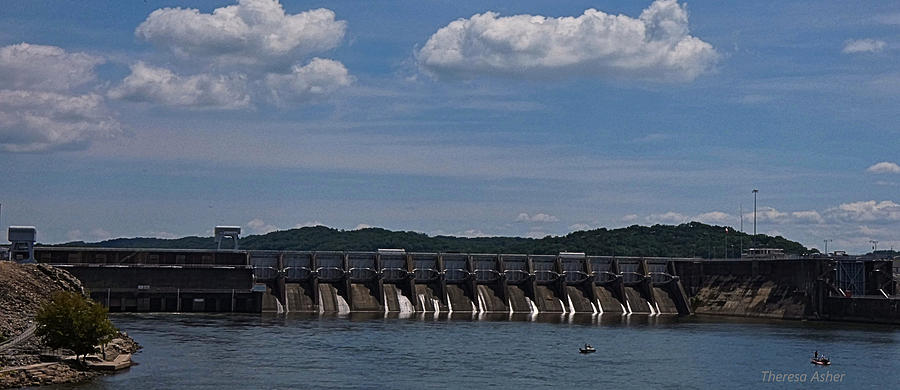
675 259 898 324
260 252 692 316
30 247 898 323
32 247 692 316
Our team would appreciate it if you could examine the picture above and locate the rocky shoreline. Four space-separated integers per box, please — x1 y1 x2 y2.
0 261 140 388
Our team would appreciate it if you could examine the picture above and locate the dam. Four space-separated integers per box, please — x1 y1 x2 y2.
22 246 900 324
29 247 693 316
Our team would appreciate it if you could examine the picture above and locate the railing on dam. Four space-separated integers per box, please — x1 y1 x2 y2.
560 256 590 284
413 253 441 283
442 254 470 283
33 246 704 290
283 253 313 281
380 252 410 283
347 252 378 282
502 255 530 284
473 254 501 283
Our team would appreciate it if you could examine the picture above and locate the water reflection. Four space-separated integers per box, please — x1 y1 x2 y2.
260 311 684 327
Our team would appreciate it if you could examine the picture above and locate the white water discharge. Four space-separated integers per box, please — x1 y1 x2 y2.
625 300 633 315
417 293 427 311
336 294 351 315
590 300 599 314
397 293 414 314
566 294 577 314
283 293 289 313
648 300 657 315
527 297 539 314
275 299 285 314
557 298 567 313
432 298 441 318
317 292 325 314
508 298 514 314
654 301 662 315
446 293 454 314
476 288 487 313
383 290 390 313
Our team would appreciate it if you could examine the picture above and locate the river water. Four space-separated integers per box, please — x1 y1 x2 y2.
48 313 898 389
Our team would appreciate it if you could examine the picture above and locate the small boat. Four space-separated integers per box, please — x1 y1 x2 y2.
579 345 596 354
811 357 831 366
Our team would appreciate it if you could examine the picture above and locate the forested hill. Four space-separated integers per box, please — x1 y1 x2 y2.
55 222 812 258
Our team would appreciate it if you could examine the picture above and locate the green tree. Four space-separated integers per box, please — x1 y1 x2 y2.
35 291 118 363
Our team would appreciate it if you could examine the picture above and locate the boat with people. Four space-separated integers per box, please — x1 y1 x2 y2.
811 357 831 366
579 344 596 354
811 351 831 366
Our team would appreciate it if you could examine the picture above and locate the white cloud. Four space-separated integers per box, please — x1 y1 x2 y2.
744 206 789 224
0 43 121 152
353 223 372 230
866 161 900 174
118 1 352 110
418 0 717 81
694 211 733 225
293 221 325 228
0 90 122 152
246 218 279 234
0 43 103 92
524 231 551 239
136 0 345 68
516 212 559 223
66 228 113 242
646 211 689 224
791 210 824 224
264 58 352 104
621 214 640 223
842 39 886 54
569 223 593 231
825 200 900 223
456 229 491 238
109 62 250 110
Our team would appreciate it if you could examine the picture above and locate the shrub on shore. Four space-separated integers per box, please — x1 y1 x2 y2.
34 292 118 363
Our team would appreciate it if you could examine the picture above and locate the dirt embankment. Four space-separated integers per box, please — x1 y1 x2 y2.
0 261 140 388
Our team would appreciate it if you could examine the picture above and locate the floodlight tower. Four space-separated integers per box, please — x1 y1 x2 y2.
752 189 759 236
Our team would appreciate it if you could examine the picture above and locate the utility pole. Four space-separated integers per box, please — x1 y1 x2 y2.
869 240 878 257
739 203 743 257
752 189 758 236
823 239 832 256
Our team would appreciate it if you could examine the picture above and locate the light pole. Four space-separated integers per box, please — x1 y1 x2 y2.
869 240 878 257
752 189 758 236
739 203 743 257
823 239 832 256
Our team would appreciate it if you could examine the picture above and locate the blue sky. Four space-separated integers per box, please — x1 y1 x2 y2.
1 0 898 253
